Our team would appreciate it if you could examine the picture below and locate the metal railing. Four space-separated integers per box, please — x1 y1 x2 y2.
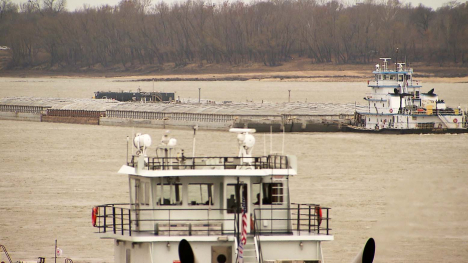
95 204 236 236
253 213 264 263
411 108 462 116
254 203 331 235
129 155 290 171
0 245 13 263
94 203 331 237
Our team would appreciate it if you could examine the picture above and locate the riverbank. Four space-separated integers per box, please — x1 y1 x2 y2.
1 53 467 83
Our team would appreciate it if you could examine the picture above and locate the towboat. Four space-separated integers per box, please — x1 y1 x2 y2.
92 128 333 263
348 58 467 134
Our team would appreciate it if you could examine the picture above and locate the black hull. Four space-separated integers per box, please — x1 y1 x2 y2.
344 126 468 134
232 122 346 132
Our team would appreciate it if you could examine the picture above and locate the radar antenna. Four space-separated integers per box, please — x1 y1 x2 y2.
133 133 152 156
379 58 391 71
229 128 256 166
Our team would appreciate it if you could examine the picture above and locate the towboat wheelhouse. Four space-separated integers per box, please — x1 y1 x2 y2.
93 129 332 263
354 58 466 132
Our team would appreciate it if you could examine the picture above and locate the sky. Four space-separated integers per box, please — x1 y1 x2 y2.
11 0 450 11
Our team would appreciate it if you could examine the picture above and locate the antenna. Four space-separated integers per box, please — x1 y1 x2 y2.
395 48 399 71
282 126 285 155
126 136 129 165
270 126 273 154
131 127 135 156
380 58 391 71
192 125 198 157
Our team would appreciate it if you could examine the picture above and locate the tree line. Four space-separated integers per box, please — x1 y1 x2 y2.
0 0 467 70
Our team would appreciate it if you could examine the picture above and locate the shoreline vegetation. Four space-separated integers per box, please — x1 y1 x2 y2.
0 0 467 84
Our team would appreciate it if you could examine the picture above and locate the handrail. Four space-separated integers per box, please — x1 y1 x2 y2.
95 203 331 237
95 205 237 236
412 108 462 116
254 205 332 235
0 245 13 263
253 213 263 263
234 236 239 263
128 155 291 170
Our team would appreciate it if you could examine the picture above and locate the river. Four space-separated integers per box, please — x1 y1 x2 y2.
0 78 467 262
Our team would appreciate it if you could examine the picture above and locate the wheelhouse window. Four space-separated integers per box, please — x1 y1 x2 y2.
140 181 150 205
188 183 214 205
226 184 247 214
131 178 149 206
262 183 283 205
157 183 182 205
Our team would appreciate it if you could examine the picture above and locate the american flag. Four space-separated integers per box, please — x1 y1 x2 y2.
238 192 248 263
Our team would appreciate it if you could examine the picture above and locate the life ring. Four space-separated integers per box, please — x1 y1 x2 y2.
92 207 98 227
315 206 323 227
389 109 393 113
453 119 458 123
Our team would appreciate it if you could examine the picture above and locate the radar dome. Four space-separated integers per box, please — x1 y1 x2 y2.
134 133 152 149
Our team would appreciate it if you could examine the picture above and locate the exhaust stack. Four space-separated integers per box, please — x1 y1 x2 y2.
352 238 375 263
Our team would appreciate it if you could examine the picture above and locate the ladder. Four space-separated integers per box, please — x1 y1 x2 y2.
242 236 258 263
0 245 13 263
437 112 450 128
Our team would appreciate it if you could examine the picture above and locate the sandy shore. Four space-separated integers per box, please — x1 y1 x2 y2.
1 57 467 83
2 70 467 83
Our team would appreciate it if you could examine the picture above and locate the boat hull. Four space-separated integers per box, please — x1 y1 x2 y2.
344 126 468 134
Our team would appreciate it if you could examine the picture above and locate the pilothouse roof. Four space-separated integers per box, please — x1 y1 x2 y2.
122 129 297 178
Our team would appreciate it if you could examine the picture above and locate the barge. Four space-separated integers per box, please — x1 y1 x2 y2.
94 90 175 102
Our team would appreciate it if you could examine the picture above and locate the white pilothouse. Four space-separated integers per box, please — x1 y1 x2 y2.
352 58 466 133
93 128 333 263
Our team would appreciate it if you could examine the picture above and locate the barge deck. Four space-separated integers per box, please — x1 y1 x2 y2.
0 97 357 132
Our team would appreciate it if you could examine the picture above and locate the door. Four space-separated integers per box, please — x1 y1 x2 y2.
225 183 248 235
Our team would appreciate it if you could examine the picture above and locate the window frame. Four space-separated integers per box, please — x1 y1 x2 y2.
188 183 214 206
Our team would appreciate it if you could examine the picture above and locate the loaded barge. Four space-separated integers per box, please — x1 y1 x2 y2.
0 97 355 132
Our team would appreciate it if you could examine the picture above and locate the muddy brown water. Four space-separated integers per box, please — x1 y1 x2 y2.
1 78 468 262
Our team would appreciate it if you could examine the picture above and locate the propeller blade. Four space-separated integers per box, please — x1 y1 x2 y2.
178 239 195 263
352 238 375 263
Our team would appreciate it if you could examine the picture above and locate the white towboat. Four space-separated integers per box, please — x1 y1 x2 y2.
349 58 467 134
92 128 334 263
